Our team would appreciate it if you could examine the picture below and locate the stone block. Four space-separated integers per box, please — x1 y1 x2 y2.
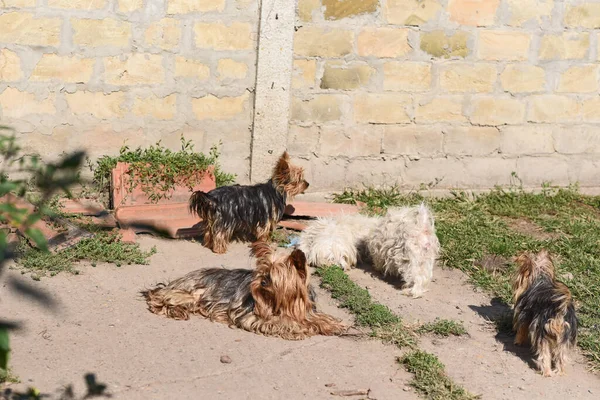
0 13 61 46
500 125 555 155
65 91 126 119
0 88 55 118
357 28 411 57
291 95 343 122
322 0 378 20
72 18 131 47
104 54 164 85
557 65 599 93
448 0 500 26
415 97 465 123
192 93 249 120
385 0 442 26
440 63 497 93
478 31 531 61
500 64 545 93
294 27 353 57
470 97 525 125
194 22 253 50
319 125 382 157
30 54 95 83
354 93 412 124
527 95 581 123
320 62 375 90
382 125 443 156
383 62 432 92
420 31 469 58
444 126 500 155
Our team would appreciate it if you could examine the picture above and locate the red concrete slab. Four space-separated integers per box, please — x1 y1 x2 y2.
111 162 216 208
284 201 361 218
58 198 105 216
1 193 65 247
114 203 200 239
278 220 308 231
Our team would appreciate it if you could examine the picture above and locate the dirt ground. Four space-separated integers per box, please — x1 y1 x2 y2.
2 235 599 399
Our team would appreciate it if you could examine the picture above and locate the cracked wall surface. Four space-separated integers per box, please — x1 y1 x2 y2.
0 0 258 182
289 0 600 191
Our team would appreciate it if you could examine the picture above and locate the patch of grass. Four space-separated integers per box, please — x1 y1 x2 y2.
401 350 479 400
417 318 467 337
92 136 236 204
270 228 293 248
0 368 19 384
16 231 156 276
333 185 600 369
317 266 399 327
316 266 474 398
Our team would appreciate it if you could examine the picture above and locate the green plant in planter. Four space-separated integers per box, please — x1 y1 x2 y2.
93 136 236 204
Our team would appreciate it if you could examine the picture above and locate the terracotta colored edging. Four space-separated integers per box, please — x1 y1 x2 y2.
58 198 106 216
111 162 216 208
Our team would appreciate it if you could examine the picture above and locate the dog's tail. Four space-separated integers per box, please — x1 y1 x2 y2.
189 190 215 218
141 284 197 320
417 202 434 228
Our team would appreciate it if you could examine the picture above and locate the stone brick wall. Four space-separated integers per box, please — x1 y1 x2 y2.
0 0 258 181
289 0 600 191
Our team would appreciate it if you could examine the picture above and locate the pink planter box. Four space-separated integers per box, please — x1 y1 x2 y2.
111 162 216 208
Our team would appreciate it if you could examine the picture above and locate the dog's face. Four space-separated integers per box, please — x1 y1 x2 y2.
250 242 311 321
272 152 309 197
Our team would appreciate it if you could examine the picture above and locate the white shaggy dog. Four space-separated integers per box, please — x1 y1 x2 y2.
298 213 378 270
366 203 440 298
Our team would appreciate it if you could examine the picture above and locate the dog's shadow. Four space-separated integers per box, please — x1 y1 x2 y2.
353 243 407 290
469 297 537 370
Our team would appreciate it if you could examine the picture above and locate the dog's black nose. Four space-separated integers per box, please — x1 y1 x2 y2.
305 182 310 188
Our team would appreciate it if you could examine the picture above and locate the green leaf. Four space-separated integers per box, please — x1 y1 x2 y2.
24 227 48 252
0 181 17 196
0 328 9 370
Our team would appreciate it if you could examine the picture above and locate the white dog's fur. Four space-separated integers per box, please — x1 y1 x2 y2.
366 203 440 298
298 213 378 270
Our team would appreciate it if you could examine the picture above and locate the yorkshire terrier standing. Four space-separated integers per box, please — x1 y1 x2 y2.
512 250 578 376
189 152 309 254
141 242 345 340
298 213 379 270
366 203 440 298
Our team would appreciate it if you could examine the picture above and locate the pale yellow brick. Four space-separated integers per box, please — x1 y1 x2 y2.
104 54 164 85
557 65 599 94
528 95 581 123
357 28 411 58
382 125 443 156
0 13 61 47
192 93 249 120
383 62 431 92
72 19 131 47
319 125 382 157
30 54 95 83
444 126 500 155
132 94 176 120
0 88 55 118
0 49 21 82
292 59 316 89
323 0 378 20
478 31 531 61
65 91 125 119
500 125 555 155
539 33 589 60
345 158 406 188
168 0 225 13
470 97 525 125
291 95 343 122
582 97 600 123
500 64 545 93
194 22 253 50
405 157 467 187
48 0 105 9
117 0 143 12
464 158 518 187
385 0 442 25
420 31 469 58
297 0 320 22
565 4 600 28
554 126 600 154
320 62 375 90
506 0 553 27
217 59 248 80
174 57 210 80
354 93 412 124
0 0 36 6
449 0 500 26
440 63 497 93
516 157 570 186
288 125 319 155
145 19 181 50
415 97 465 123
294 27 353 57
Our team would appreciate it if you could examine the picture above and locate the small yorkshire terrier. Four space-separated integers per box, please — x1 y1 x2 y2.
189 152 309 254
512 250 578 377
141 242 345 340
366 203 440 298
298 213 378 270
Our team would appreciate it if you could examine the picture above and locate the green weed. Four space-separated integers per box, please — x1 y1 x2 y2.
417 319 468 337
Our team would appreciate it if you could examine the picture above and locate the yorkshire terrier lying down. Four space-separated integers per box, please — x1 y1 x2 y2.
189 151 309 254
298 203 440 298
142 242 346 340
512 250 578 376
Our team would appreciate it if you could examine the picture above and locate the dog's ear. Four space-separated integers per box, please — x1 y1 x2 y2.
251 241 273 269
289 249 308 283
274 152 290 178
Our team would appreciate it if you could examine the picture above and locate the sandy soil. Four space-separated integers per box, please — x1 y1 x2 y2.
2 234 599 399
